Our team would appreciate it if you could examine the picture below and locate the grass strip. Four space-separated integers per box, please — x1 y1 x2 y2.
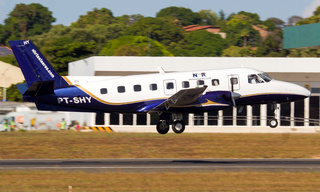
0 131 320 159
1 170 320 191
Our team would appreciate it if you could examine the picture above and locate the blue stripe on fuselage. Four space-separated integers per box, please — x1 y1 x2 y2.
32 85 233 113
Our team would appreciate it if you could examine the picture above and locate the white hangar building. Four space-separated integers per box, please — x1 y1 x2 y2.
69 57 320 133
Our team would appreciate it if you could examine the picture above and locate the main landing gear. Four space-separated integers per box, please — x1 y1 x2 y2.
156 113 186 134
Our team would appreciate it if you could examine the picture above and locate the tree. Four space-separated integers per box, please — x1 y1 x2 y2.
199 9 220 26
68 24 127 54
314 6 320 15
6 82 24 102
33 22 127 54
0 55 18 66
156 6 201 26
239 28 250 47
262 19 277 31
116 14 144 26
267 17 285 28
184 30 228 56
0 24 5 44
222 46 255 57
288 49 320 57
71 8 115 28
219 10 226 20
5 3 55 39
287 16 303 26
297 15 320 25
125 17 186 46
255 32 287 57
41 37 96 75
221 14 260 47
294 6 320 25
99 36 173 56
238 11 261 25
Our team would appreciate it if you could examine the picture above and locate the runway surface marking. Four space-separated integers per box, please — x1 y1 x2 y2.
0 159 319 172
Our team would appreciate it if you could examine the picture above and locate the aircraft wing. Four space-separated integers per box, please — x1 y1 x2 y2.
151 86 208 111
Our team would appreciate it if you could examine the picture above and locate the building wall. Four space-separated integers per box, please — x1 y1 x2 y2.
69 56 320 88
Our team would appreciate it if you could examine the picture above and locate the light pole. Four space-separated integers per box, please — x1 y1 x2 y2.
2 68 9 102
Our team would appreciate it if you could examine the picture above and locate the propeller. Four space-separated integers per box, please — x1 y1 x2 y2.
231 92 241 107
229 77 241 107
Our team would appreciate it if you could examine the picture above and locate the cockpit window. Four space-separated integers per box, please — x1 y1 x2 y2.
258 73 273 82
248 73 273 84
248 74 263 84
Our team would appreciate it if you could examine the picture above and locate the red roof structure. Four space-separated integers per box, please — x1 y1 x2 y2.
183 25 221 33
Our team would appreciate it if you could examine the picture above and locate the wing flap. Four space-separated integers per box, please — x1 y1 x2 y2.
152 86 207 111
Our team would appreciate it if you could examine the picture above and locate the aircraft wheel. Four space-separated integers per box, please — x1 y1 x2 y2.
268 118 278 128
156 120 170 134
172 120 185 134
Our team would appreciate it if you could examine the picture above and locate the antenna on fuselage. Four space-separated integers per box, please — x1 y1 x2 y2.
157 66 165 74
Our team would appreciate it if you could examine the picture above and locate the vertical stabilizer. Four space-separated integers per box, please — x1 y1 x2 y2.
8 40 68 87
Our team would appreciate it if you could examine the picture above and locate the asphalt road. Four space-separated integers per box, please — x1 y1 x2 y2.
0 159 320 172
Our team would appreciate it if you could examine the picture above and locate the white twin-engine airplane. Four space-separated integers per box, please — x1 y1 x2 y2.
9 40 311 134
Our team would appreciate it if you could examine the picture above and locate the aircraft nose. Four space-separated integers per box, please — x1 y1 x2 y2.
285 82 311 101
301 86 311 98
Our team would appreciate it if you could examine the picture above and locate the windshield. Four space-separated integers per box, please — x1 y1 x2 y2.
248 73 273 84
258 73 273 82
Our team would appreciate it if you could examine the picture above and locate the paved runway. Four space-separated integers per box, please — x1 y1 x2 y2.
0 159 320 172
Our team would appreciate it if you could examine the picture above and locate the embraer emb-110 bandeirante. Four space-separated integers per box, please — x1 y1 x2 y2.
9 40 311 134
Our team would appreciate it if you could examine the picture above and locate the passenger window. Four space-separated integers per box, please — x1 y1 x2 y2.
134 85 141 92
100 88 108 94
166 82 174 89
118 86 125 93
150 84 157 91
197 80 205 86
182 81 190 88
212 79 220 86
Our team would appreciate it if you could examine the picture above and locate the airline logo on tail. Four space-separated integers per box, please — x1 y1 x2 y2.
31 49 55 78
23 40 30 45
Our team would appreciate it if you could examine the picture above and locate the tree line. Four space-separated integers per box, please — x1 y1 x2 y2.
1 3 320 101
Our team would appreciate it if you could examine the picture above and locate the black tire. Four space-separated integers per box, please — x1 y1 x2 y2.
268 118 278 128
172 120 185 134
156 121 170 134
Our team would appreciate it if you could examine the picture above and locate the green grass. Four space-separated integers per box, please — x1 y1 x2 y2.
1 131 320 159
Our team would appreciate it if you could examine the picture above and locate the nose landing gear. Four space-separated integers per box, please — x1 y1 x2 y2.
268 103 279 128
268 118 278 128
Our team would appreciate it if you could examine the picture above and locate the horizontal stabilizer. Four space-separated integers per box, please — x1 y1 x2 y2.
16 83 28 95
23 80 55 96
